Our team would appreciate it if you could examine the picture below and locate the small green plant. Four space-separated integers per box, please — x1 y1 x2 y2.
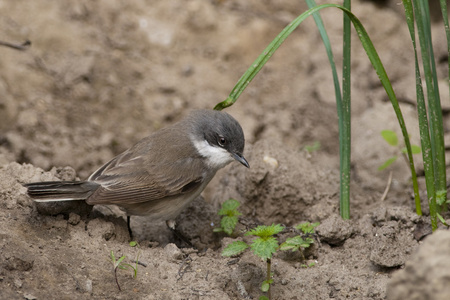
303 141 321 153
378 130 421 171
280 222 319 252
214 198 242 235
301 262 316 268
295 222 320 234
222 222 319 300
110 241 140 291
280 222 319 263
223 224 283 300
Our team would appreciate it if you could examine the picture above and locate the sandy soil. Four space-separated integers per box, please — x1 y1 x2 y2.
1 0 450 299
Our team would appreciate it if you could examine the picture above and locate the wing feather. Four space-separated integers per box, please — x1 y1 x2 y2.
85 134 207 205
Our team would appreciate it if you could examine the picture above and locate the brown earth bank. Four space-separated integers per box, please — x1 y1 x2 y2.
1 0 450 299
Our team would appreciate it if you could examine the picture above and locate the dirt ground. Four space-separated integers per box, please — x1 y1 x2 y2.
1 0 450 299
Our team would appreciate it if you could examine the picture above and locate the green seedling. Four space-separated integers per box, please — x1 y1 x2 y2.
214 198 242 235
301 262 316 268
279 235 314 252
295 222 320 234
303 141 321 153
280 222 319 261
110 241 140 291
221 222 319 299
378 130 421 171
223 224 284 300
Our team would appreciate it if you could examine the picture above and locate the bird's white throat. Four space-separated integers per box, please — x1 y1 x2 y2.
192 138 234 169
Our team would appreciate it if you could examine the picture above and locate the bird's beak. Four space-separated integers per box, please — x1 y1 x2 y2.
232 153 250 168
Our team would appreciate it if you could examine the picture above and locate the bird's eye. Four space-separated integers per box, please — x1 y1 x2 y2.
218 136 226 147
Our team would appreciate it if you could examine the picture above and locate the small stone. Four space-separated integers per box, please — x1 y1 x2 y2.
263 155 279 168
14 278 22 288
85 279 93 292
164 243 183 261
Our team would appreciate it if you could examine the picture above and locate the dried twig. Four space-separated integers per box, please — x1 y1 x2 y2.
176 256 192 281
0 39 31 51
380 171 393 201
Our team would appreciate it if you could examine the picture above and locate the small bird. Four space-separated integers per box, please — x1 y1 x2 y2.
24 109 249 237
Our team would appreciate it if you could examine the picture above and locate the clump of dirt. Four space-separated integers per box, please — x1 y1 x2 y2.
387 230 450 300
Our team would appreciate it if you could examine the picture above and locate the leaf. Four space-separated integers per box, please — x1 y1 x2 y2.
213 228 223 232
259 296 270 300
381 130 398 146
279 244 296 251
304 141 321 152
437 213 449 226
289 236 311 247
250 237 279 260
295 222 320 234
280 236 313 252
378 156 397 171
436 190 447 206
245 224 284 238
411 145 421 154
279 242 298 252
222 241 249 257
218 199 242 216
221 215 238 235
401 145 421 154
117 255 126 265
261 281 270 292
129 241 138 247
118 264 130 271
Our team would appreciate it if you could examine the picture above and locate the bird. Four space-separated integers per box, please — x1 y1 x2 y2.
24 109 249 238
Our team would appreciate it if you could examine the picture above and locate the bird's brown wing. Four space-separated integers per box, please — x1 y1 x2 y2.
86 145 206 205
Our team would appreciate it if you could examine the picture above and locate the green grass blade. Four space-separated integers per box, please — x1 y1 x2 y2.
305 0 350 219
441 0 450 114
337 5 421 218
340 0 352 219
413 0 446 213
440 0 450 209
402 0 432 221
304 0 342 104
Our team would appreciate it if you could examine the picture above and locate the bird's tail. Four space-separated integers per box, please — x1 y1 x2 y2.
24 181 99 202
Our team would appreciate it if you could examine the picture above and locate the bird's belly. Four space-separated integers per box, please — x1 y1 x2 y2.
119 183 208 220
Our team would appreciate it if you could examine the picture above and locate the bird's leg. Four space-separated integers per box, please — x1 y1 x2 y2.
165 220 192 247
127 216 133 239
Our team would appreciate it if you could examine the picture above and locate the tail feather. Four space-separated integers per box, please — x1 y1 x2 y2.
24 181 99 202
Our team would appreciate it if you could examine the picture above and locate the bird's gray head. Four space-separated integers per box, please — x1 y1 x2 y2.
187 109 249 170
